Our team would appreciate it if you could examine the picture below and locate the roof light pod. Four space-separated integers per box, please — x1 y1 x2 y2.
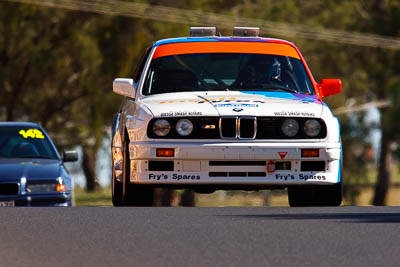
233 27 259 37
190 27 217 37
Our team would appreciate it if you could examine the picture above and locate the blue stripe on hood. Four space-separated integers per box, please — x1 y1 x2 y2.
239 91 323 104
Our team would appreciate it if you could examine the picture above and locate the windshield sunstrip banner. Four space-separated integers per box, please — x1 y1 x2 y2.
152 42 300 59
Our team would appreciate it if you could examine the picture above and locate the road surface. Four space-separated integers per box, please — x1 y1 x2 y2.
0 206 399 267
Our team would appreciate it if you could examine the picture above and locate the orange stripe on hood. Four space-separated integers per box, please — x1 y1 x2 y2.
152 42 300 59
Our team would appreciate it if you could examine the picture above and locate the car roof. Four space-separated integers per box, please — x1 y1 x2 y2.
0 122 41 128
153 36 296 47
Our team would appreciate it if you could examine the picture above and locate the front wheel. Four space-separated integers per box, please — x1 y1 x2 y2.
288 182 342 207
112 170 123 206
122 133 154 206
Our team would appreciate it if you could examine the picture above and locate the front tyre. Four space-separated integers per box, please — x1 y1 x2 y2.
122 132 154 206
288 182 342 207
112 170 123 206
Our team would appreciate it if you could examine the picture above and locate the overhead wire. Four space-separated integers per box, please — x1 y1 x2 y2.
2 0 400 50
333 100 391 115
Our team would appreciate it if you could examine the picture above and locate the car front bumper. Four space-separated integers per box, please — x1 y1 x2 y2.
0 192 72 207
127 141 341 187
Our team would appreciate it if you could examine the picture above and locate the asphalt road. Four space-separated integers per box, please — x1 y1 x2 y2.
1 206 400 267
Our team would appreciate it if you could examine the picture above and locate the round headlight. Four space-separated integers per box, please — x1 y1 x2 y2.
303 119 321 137
281 119 299 137
152 119 171 137
176 119 194 136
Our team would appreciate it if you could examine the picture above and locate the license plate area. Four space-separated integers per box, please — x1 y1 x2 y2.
0 201 15 207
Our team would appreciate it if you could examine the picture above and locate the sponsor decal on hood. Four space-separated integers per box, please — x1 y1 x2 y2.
139 91 324 118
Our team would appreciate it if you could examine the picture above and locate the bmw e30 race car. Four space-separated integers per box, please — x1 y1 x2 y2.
111 27 342 207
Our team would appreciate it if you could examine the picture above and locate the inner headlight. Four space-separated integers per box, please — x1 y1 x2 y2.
26 183 58 193
152 119 171 137
303 119 321 137
176 119 194 136
281 119 299 137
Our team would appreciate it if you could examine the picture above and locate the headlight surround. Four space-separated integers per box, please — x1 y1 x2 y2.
303 119 322 137
175 119 194 136
281 119 299 137
152 119 171 137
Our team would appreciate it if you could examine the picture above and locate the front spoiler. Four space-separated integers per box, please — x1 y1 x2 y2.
127 141 341 186
0 192 72 207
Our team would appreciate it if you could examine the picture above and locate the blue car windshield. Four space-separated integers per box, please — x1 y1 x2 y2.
143 53 314 95
0 126 58 159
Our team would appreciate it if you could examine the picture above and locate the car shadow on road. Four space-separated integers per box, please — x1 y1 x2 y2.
217 212 400 223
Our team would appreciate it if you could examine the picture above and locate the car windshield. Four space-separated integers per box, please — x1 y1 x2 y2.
143 53 314 95
0 126 58 159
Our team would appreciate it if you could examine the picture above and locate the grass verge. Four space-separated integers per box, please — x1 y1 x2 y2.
74 187 112 206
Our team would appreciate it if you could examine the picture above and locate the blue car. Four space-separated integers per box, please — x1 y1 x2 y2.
0 122 78 206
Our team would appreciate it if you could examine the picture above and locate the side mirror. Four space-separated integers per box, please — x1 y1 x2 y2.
63 151 78 162
318 79 342 98
113 78 136 98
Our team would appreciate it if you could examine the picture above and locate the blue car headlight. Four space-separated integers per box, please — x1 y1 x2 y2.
26 182 66 193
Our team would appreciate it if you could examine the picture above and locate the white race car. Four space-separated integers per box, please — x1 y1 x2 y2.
111 27 342 207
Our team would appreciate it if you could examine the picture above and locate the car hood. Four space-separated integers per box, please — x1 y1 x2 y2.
0 158 61 182
139 91 324 118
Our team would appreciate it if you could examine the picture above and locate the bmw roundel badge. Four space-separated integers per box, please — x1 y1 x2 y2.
233 108 243 112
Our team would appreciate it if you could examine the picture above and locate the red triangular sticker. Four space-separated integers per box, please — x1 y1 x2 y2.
278 152 288 159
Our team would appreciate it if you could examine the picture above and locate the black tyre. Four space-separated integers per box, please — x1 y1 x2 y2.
112 170 123 206
122 132 154 206
288 182 342 207
288 186 315 207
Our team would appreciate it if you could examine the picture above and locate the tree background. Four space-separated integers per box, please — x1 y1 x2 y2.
1 0 399 205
